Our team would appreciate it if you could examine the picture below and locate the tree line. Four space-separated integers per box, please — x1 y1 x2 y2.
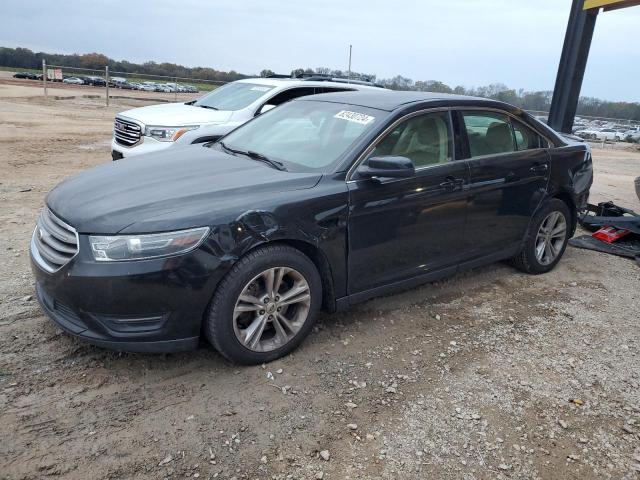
2 46 639 120
0 47 245 83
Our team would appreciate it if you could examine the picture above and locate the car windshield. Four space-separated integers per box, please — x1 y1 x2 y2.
193 82 275 111
214 100 383 172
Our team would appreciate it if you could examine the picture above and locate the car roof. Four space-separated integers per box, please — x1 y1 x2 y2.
235 77 382 91
295 90 502 112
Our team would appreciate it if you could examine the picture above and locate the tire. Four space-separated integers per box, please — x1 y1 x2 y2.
510 199 572 274
204 245 322 364
635 176 640 202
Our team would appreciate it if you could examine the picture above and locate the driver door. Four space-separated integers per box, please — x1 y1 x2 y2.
347 110 470 294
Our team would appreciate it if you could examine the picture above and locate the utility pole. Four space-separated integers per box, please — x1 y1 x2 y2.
42 59 47 98
105 65 110 106
347 44 352 83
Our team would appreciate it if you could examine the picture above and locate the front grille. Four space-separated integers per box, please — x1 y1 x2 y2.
32 209 79 273
114 116 142 147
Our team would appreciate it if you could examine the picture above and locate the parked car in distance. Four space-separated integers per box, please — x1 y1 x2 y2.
623 130 640 143
32 91 592 363
84 76 106 86
62 77 85 85
111 77 386 159
13 71 38 79
593 128 623 141
574 127 620 141
139 82 158 92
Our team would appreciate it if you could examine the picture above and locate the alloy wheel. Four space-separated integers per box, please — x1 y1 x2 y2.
233 267 311 352
535 211 567 266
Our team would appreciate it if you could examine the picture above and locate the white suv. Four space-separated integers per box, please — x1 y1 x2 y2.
111 77 385 159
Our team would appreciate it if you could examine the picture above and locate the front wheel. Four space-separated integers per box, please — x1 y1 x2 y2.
510 199 572 274
204 245 322 364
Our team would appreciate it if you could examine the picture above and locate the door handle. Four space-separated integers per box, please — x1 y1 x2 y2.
530 164 549 174
439 176 464 190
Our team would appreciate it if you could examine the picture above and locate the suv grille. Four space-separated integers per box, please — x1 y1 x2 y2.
114 116 142 147
31 209 79 273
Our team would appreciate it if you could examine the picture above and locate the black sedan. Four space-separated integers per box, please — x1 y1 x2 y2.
13 71 38 79
30 91 593 364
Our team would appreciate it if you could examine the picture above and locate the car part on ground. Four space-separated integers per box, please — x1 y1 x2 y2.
578 201 640 235
569 201 640 265
569 235 640 264
31 91 592 363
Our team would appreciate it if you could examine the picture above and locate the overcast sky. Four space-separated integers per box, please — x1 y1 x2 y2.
2 0 639 101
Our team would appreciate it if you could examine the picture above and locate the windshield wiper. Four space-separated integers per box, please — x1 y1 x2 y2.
246 150 287 171
197 104 219 110
218 142 286 171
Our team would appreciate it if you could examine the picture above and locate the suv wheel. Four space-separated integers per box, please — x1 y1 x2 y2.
510 199 571 274
204 245 322 364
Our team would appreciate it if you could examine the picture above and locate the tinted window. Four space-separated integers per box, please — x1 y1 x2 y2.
264 87 317 107
512 121 543 150
371 111 453 168
218 100 381 172
462 112 515 157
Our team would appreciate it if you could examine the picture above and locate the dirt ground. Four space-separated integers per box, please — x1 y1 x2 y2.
1 79 639 480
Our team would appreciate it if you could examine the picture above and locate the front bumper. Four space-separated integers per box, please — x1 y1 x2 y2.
35 283 199 353
31 234 229 353
111 136 171 159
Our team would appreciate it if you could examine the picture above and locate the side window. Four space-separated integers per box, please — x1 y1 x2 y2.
462 112 515 157
512 120 543 150
263 87 317 108
314 87 353 94
370 111 453 168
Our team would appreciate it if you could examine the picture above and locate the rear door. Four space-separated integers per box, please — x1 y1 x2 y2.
347 110 470 294
459 110 550 260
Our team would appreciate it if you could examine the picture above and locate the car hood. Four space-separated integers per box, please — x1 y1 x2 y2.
118 103 233 126
47 145 322 234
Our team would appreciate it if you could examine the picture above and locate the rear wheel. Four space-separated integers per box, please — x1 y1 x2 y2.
510 199 571 274
204 245 322 364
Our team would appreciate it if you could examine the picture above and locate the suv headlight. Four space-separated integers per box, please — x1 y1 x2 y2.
144 125 199 142
89 227 209 262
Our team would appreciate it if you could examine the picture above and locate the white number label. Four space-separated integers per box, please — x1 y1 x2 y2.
334 110 375 125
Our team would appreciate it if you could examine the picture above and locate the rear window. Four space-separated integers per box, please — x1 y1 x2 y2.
512 121 544 150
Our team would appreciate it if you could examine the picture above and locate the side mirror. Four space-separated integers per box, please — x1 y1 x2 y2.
258 104 276 115
356 156 415 180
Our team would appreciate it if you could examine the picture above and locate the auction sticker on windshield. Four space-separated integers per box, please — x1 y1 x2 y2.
334 110 375 125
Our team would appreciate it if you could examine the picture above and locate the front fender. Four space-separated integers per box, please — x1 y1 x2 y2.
202 176 350 301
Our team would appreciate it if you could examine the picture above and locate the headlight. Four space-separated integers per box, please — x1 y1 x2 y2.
89 227 209 262
144 125 199 142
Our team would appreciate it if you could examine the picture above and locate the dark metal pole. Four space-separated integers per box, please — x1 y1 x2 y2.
548 0 598 133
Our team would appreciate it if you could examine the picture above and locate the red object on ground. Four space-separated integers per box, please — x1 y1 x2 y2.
592 226 631 243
